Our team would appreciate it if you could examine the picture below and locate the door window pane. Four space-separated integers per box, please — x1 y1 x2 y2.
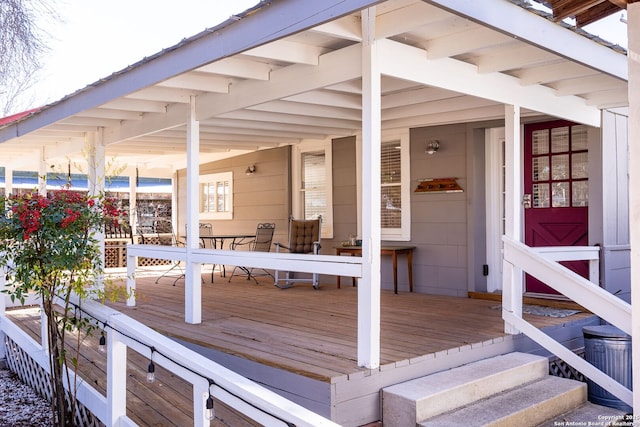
533 183 550 208
572 152 588 179
571 125 588 151
532 157 549 181
532 130 549 155
551 154 569 180
572 181 589 207
552 182 570 207
551 127 569 153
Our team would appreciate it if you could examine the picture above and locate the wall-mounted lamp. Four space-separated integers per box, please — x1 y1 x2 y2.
245 165 257 175
426 140 440 155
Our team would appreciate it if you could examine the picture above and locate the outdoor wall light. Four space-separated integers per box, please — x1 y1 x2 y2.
426 140 440 155
245 165 257 175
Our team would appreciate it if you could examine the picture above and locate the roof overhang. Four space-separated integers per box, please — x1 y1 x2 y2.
0 0 628 176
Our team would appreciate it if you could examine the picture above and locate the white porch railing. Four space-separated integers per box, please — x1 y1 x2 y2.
0 293 341 427
124 244 363 310
502 236 632 407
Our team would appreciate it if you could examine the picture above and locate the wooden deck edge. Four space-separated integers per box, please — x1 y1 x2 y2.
467 292 590 312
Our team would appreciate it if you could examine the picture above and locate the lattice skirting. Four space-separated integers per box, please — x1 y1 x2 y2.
4 335 104 427
548 348 586 382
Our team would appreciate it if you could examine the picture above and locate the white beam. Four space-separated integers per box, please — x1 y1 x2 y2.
359 6 381 370
243 39 325 65
196 57 271 81
424 0 627 81
378 38 601 127
105 44 363 144
157 72 231 93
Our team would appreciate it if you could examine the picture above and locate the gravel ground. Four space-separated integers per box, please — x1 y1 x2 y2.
0 366 53 426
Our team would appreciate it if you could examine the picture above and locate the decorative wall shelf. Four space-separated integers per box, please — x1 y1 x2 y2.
415 177 463 193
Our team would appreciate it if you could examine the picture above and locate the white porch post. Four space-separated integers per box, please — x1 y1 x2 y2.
185 95 202 324
358 7 381 369
4 166 12 195
502 104 523 335
129 170 137 235
627 1 640 414
88 130 106 288
38 147 46 196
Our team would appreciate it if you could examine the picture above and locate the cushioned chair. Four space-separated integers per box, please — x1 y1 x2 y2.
273 217 321 289
228 223 276 284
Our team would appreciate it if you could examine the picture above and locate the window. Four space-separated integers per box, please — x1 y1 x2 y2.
200 172 233 220
381 134 410 241
293 141 333 239
530 124 588 208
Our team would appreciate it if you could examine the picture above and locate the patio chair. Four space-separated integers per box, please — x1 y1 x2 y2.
197 222 220 282
228 223 276 284
273 216 321 289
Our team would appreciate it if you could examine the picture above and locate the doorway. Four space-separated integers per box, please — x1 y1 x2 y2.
523 120 589 295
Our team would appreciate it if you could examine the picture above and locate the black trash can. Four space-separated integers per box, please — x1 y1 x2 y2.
583 325 632 412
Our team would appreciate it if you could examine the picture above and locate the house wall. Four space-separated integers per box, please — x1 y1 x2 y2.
176 146 292 245
177 125 490 297
408 124 470 296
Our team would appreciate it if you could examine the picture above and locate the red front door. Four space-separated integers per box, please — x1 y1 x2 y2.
523 120 589 294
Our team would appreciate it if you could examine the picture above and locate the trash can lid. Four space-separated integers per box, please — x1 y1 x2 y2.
583 325 631 340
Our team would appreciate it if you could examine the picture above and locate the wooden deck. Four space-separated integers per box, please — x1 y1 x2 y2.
6 270 598 426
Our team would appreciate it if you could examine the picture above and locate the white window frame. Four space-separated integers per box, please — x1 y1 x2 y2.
292 140 334 239
380 131 411 241
199 171 233 220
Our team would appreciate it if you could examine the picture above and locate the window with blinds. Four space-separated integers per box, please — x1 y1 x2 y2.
302 151 326 220
381 141 402 229
200 171 233 219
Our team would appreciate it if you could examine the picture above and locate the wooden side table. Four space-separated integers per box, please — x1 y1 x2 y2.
334 245 415 294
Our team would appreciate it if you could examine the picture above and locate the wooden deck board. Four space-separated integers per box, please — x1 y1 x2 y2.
105 273 593 378
5 271 594 426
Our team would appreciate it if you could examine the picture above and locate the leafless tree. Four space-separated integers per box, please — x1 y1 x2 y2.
0 0 57 115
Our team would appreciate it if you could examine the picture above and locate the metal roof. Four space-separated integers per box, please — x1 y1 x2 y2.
0 0 628 177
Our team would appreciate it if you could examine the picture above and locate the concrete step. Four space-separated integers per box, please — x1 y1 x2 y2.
418 376 586 427
536 402 628 427
382 352 549 427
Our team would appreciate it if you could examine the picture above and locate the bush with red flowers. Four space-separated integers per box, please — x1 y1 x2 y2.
0 187 128 426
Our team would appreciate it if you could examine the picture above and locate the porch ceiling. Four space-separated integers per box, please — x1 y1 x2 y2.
0 0 628 177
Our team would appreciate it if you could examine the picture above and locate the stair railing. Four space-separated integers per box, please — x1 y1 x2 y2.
501 236 632 407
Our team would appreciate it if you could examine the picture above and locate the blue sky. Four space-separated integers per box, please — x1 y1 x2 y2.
29 1 628 109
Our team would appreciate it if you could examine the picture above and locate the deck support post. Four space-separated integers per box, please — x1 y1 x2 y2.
358 6 381 369
185 95 202 324
627 1 640 415
502 104 523 335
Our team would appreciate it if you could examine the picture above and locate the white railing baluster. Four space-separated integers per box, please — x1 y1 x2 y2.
107 325 128 426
